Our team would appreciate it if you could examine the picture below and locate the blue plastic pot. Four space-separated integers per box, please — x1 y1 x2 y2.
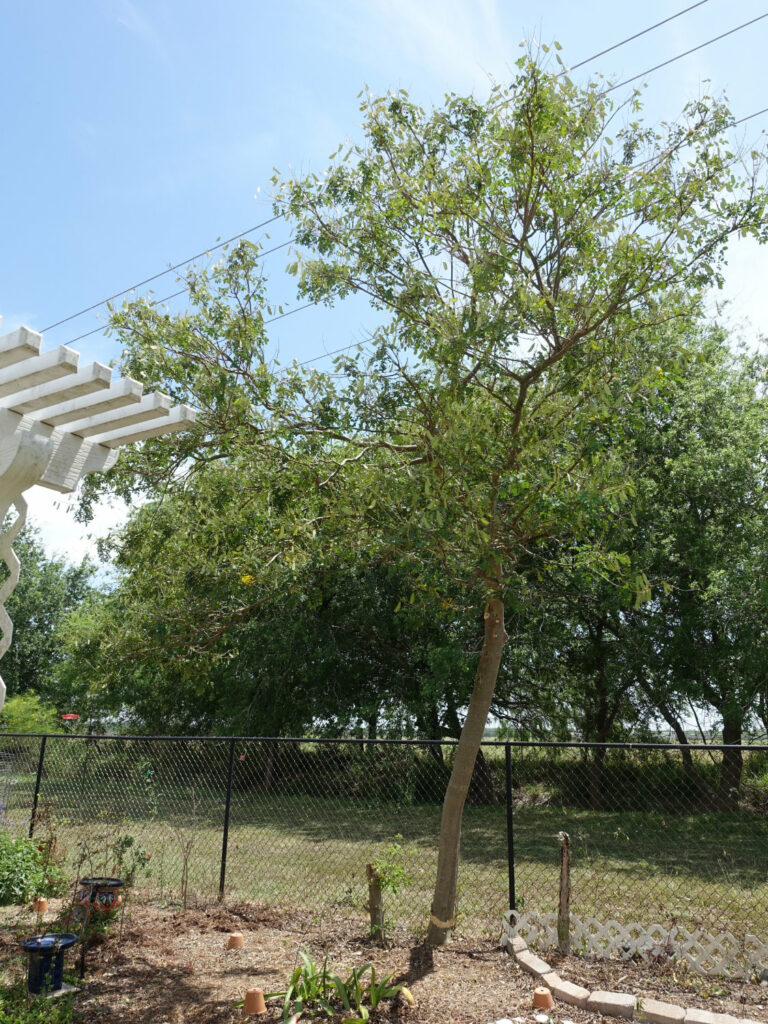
22 933 78 994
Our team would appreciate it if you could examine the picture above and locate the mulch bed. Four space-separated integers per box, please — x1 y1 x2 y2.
550 949 768 1022
2 899 767 1023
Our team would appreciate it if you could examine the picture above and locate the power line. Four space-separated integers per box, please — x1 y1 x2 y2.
61 288 190 346
297 339 369 368
566 0 713 73
264 302 315 325
40 0 766 347
62 293 319 349
41 214 284 333
602 12 768 95
735 106 768 127
58 238 296 347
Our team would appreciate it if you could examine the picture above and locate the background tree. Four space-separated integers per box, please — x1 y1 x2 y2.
626 334 768 807
64 458 479 737
0 521 95 709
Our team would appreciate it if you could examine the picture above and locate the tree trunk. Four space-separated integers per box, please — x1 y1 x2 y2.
758 689 768 741
426 598 507 947
653 696 712 804
416 709 445 764
261 739 278 794
468 748 496 805
718 712 743 811
366 711 378 755
588 744 606 811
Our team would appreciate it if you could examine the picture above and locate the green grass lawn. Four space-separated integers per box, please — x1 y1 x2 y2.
8 771 767 942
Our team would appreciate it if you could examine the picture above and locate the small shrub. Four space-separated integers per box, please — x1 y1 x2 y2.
265 948 402 1022
0 831 66 906
0 976 76 1022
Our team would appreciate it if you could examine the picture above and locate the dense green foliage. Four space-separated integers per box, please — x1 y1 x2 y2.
0 693 63 734
0 980 76 1024
0 831 67 906
0 522 95 712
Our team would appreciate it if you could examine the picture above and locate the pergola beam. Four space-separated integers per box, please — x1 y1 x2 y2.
0 316 197 710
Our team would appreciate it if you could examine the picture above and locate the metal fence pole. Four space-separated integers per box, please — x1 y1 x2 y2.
505 741 516 911
28 735 48 838
219 738 236 900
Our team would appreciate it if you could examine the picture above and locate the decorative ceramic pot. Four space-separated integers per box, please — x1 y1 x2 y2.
69 877 125 926
22 932 78 994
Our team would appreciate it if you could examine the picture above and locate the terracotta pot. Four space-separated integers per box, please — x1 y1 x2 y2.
243 987 267 1015
533 986 554 1010
227 932 244 949
33 898 48 914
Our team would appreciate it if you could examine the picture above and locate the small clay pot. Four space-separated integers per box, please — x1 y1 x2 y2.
33 898 48 914
243 987 267 1015
227 932 244 950
533 986 555 1010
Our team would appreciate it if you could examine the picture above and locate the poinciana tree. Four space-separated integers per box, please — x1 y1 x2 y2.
276 61 768 942
84 56 767 943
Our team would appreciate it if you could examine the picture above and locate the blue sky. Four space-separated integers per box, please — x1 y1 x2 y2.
2 0 767 558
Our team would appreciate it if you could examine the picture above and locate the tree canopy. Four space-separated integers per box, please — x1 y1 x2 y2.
0 521 95 710
68 56 768 943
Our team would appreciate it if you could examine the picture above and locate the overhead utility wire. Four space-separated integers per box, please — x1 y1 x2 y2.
65 93 768 349
41 214 284 333
735 106 768 127
61 282 310 350
65 284 367 374
63 294 318 350
565 0 712 72
602 12 768 94
41 3 715 341
58 237 295 348
42 3 758 344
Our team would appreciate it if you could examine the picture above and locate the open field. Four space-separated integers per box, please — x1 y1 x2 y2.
6 786 768 943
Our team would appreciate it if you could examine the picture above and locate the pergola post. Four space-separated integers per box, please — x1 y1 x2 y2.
0 318 196 710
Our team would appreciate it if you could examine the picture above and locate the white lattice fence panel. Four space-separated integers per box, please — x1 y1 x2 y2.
502 909 768 978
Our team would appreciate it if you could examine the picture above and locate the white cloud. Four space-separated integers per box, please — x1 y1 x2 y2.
714 236 768 341
0 312 38 335
23 486 129 566
109 0 168 61
314 0 511 93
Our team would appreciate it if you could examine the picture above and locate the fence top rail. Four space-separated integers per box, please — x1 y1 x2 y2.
1 732 767 753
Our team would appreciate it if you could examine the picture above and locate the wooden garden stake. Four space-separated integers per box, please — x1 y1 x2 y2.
366 863 385 943
557 831 571 954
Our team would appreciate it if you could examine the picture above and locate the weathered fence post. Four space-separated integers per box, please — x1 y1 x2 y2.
505 742 516 911
28 734 47 838
557 830 571 953
219 738 236 901
366 862 385 943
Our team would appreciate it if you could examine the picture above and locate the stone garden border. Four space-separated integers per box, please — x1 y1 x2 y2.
505 935 764 1024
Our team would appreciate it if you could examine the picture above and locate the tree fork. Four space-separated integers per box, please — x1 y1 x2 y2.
427 596 507 946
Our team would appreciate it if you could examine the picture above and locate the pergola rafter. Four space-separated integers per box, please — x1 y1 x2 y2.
0 318 196 710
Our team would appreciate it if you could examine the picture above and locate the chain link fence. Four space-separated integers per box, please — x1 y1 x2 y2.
1 734 767 946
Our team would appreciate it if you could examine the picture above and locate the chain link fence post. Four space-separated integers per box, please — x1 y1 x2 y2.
505 741 516 911
28 734 47 838
219 737 236 900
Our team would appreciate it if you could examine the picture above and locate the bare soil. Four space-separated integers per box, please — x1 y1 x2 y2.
2 899 768 1023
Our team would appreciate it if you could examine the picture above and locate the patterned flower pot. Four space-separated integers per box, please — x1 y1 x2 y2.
22 932 78 995
69 877 125 927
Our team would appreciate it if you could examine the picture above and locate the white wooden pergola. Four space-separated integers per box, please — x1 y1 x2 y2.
0 318 196 711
